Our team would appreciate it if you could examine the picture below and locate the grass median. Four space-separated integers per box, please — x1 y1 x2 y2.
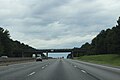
74 54 120 67
0 58 35 66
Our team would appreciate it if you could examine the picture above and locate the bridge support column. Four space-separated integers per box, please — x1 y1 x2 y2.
71 53 73 59
46 52 48 58
71 51 74 59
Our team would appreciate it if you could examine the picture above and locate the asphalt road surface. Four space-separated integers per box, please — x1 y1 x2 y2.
0 59 120 80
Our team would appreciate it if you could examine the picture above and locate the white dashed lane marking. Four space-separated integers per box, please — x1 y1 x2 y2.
81 70 87 73
27 72 35 76
74 65 77 68
42 66 45 69
72 64 87 74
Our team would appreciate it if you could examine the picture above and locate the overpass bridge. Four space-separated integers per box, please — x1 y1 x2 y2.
13 48 83 58
21 48 73 58
37 49 73 52
36 49 73 57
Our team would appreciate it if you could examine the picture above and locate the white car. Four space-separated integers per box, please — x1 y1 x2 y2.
1 56 8 59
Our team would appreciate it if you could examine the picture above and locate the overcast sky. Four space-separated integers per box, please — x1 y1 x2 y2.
0 0 120 49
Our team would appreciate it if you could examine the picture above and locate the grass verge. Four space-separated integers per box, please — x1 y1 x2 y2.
0 59 35 66
74 54 120 67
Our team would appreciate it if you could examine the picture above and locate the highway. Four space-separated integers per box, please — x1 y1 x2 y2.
0 59 120 80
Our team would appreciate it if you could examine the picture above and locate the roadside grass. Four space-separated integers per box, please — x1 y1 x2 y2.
74 54 120 67
0 59 35 66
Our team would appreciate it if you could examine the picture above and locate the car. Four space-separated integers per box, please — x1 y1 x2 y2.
36 57 42 61
1 56 8 59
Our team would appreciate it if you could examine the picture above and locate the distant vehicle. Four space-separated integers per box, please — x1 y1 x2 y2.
36 57 42 61
1 56 8 59
32 54 36 58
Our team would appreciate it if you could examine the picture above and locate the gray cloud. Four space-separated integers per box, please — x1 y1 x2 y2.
0 0 120 49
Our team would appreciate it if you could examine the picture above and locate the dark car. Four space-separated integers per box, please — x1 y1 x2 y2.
36 57 42 61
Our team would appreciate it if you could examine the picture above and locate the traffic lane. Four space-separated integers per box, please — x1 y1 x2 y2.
73 60 120 74
0 59 55 80
0 59 56 80
0 59 54 72
27 59 99 80
67 59 120 80
0 59 50 71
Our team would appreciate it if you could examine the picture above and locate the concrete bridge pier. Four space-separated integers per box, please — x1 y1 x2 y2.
71 53 74 59
46 52 48 58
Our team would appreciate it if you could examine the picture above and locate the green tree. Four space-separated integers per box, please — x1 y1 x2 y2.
72 17 120 57
0 27 36 57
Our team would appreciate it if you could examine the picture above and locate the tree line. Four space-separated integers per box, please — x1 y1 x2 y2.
0 27 35 57
68 17 120 58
